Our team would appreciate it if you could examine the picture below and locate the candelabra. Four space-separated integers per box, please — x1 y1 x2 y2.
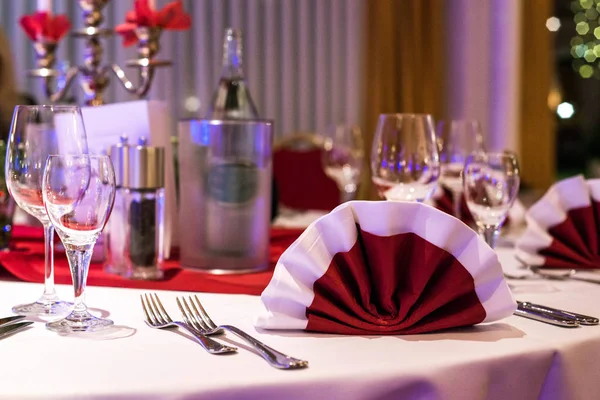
27 0 171 106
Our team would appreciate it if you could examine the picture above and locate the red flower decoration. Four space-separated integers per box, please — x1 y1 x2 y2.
115 0 191 47
20 12 70 43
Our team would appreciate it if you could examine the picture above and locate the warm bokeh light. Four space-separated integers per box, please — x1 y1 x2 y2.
546 17 561 32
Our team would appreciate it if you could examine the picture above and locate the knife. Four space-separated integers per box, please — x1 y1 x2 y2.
514 305 580 328
518 301 599 326
0 321 34 340
0 315 26 328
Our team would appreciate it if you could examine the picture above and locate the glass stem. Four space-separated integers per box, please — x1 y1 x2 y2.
65 244 94 315
40 223 58 302
451 190 462 220
480 226 499 249
340 188 356 204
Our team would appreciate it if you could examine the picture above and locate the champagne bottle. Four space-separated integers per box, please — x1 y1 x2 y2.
203 28 265 261
207 28 259 119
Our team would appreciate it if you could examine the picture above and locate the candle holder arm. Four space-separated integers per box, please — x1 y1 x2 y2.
43 66 80 103
110 64 155 98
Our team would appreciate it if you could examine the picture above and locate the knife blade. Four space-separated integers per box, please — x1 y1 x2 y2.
0 321 34 340
518 301 599 326
514 306 580 328
0 315 26 328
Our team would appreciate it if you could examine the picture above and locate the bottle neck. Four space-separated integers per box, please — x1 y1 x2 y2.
221 30 244 79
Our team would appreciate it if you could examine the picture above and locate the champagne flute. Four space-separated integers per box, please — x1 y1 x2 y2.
43 155 115 333
437 120 484 219
463 151 520 249
6 105 89 315
371 113 440 202
321 125 364 203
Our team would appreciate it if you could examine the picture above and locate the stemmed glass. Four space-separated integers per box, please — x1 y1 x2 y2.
463 151 520 249
437 120 484 219
43 155 116 333
371 113 440 202
321 125 364 203
5 105 88 315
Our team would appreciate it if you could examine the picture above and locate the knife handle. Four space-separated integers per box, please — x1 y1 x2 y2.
514 308 580 328
518 301 599 326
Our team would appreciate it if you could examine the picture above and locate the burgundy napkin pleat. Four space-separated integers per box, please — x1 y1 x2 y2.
539 205 600 269
305 228 486 335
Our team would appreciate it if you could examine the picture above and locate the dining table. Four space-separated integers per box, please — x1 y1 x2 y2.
0 223 600 400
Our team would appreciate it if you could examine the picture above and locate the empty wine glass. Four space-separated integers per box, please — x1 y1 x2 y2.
437 119 484 219
371 113 440 202
43 155 116 333
321 125 364 203
463 151 520 249
5 105 88 315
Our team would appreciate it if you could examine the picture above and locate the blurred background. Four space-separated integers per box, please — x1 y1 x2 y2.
1 0 596 196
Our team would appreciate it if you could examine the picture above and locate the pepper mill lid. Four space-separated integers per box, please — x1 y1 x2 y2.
109 135 130 188
128 137 165 189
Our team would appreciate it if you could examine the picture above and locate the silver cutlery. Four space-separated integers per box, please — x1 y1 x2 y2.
508 257 600 284
176 295 309 370
517 301 599 326
140 293 237 354
514 304 580 328
0 321 34 340
0 315 26 328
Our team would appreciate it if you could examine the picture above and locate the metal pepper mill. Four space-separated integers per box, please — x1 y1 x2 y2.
123 137 165 280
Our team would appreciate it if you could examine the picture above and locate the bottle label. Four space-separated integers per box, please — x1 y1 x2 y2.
207 161 258 204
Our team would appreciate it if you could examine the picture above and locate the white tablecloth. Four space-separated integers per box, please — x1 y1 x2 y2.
1 247 600 400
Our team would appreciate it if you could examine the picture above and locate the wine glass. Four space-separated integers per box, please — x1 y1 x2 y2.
371 113 440 202
437 120 484 219
321 125 364 203
463 151 520 249
5 105 88 315
43 155 116 333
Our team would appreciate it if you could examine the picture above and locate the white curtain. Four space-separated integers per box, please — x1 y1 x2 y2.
1 0 365 138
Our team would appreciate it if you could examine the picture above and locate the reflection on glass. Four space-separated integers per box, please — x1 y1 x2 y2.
437 119 484 219
371 114 440 202
463 151 520 249
321 125 364 203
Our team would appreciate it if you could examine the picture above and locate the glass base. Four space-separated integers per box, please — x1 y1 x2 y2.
46 310 113 333
12 300 72 316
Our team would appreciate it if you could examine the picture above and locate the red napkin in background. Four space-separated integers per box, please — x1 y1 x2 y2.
432 186 474 225
273 148 340 211
20 12 70 42
115 0 191 46
0 226 302 295
516 175 600 269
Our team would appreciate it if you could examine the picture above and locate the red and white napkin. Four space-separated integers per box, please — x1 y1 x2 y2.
516 175 600 269
256 201 515 335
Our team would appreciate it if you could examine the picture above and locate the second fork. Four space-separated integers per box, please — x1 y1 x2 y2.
141 293 237 355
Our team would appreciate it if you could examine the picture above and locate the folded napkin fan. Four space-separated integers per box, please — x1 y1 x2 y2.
256 201 516 335
516 175 600 269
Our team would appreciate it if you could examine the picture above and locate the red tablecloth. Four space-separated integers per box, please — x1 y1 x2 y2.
0 226 303 295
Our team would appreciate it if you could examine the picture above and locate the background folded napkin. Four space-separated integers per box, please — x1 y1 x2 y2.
256 201 516 335
516 175 600 269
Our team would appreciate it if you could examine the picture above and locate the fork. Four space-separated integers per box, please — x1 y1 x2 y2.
140 293 237 354
176 295 309 369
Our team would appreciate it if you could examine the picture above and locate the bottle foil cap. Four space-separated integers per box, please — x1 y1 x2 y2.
109 135 130 188
128 137 165 189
